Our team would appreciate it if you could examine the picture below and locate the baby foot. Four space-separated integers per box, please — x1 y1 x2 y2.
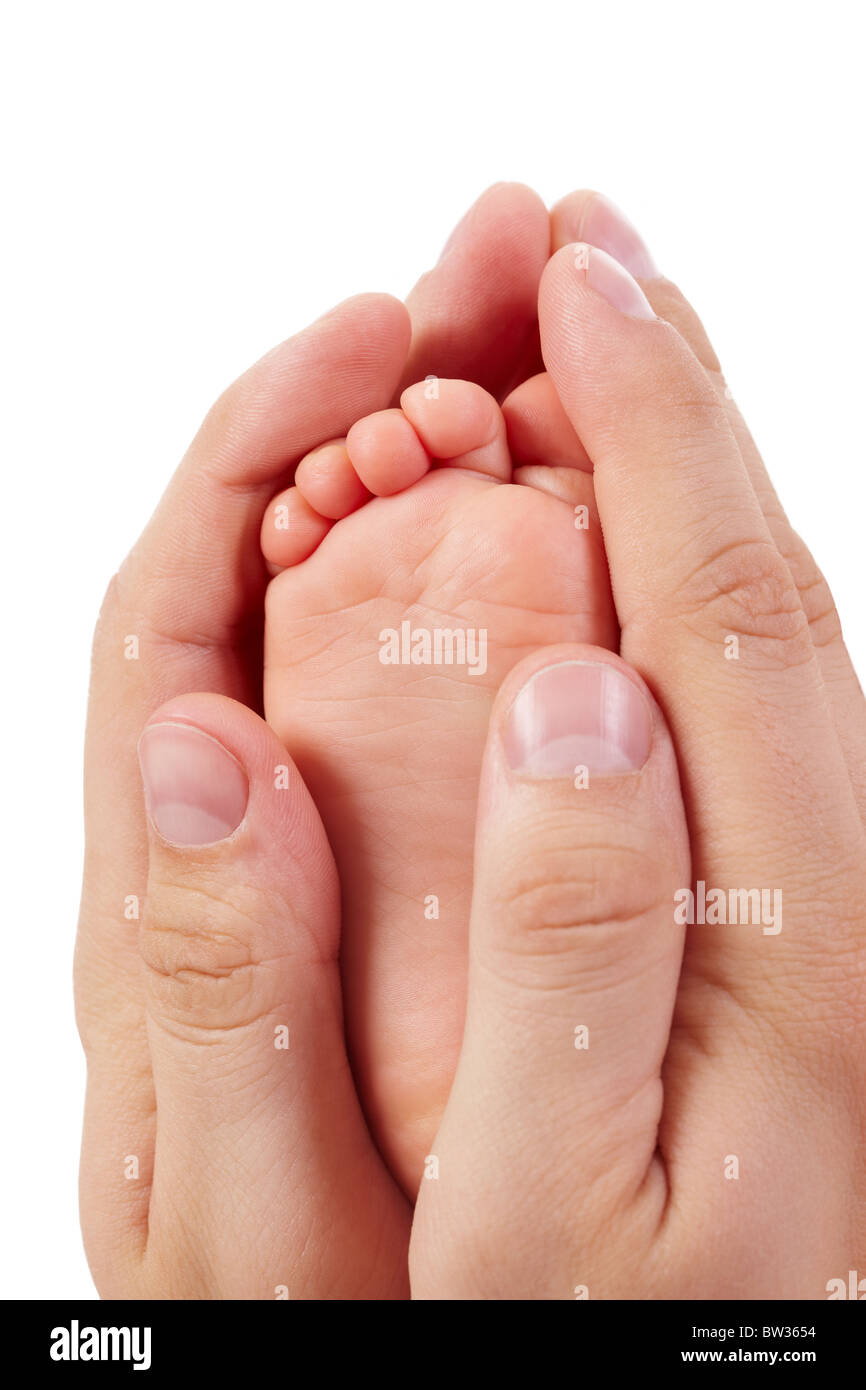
261 375 617 1192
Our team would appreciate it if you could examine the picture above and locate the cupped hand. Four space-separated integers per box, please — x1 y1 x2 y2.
410 205 866 1299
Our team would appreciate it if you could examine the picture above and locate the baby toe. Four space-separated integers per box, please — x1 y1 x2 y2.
295 441 371 519
261 486 332 568
346 408 430 496
400 379 511 481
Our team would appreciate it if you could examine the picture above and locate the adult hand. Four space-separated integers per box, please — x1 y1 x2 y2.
410 203 866 1299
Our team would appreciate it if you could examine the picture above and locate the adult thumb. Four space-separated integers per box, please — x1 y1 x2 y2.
412 646 690 1300
135 692 408 1298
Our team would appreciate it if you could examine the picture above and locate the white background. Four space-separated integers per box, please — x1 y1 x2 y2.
1 0 863 1298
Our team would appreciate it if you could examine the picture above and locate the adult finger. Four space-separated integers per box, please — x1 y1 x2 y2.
135 694 409 1298
538 242 866 1033
76 293 410 1285
550 190 866 810
411 647 690 1299
400 183 549 398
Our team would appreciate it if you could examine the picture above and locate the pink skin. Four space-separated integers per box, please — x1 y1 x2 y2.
261 379 526 573
261 367 616 1191
260 486 332 568
413 198 866 1302
295 442 371 519
502 371 593 472
346 409 430 495
77 290 418 1301
400 379 511 480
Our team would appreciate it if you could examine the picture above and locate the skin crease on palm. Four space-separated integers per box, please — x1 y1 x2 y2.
75 184 866 1299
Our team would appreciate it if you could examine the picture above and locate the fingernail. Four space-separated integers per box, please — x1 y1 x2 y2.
571 244 656 319
580 195 659 279
504 661 653 777
138 723 249 846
